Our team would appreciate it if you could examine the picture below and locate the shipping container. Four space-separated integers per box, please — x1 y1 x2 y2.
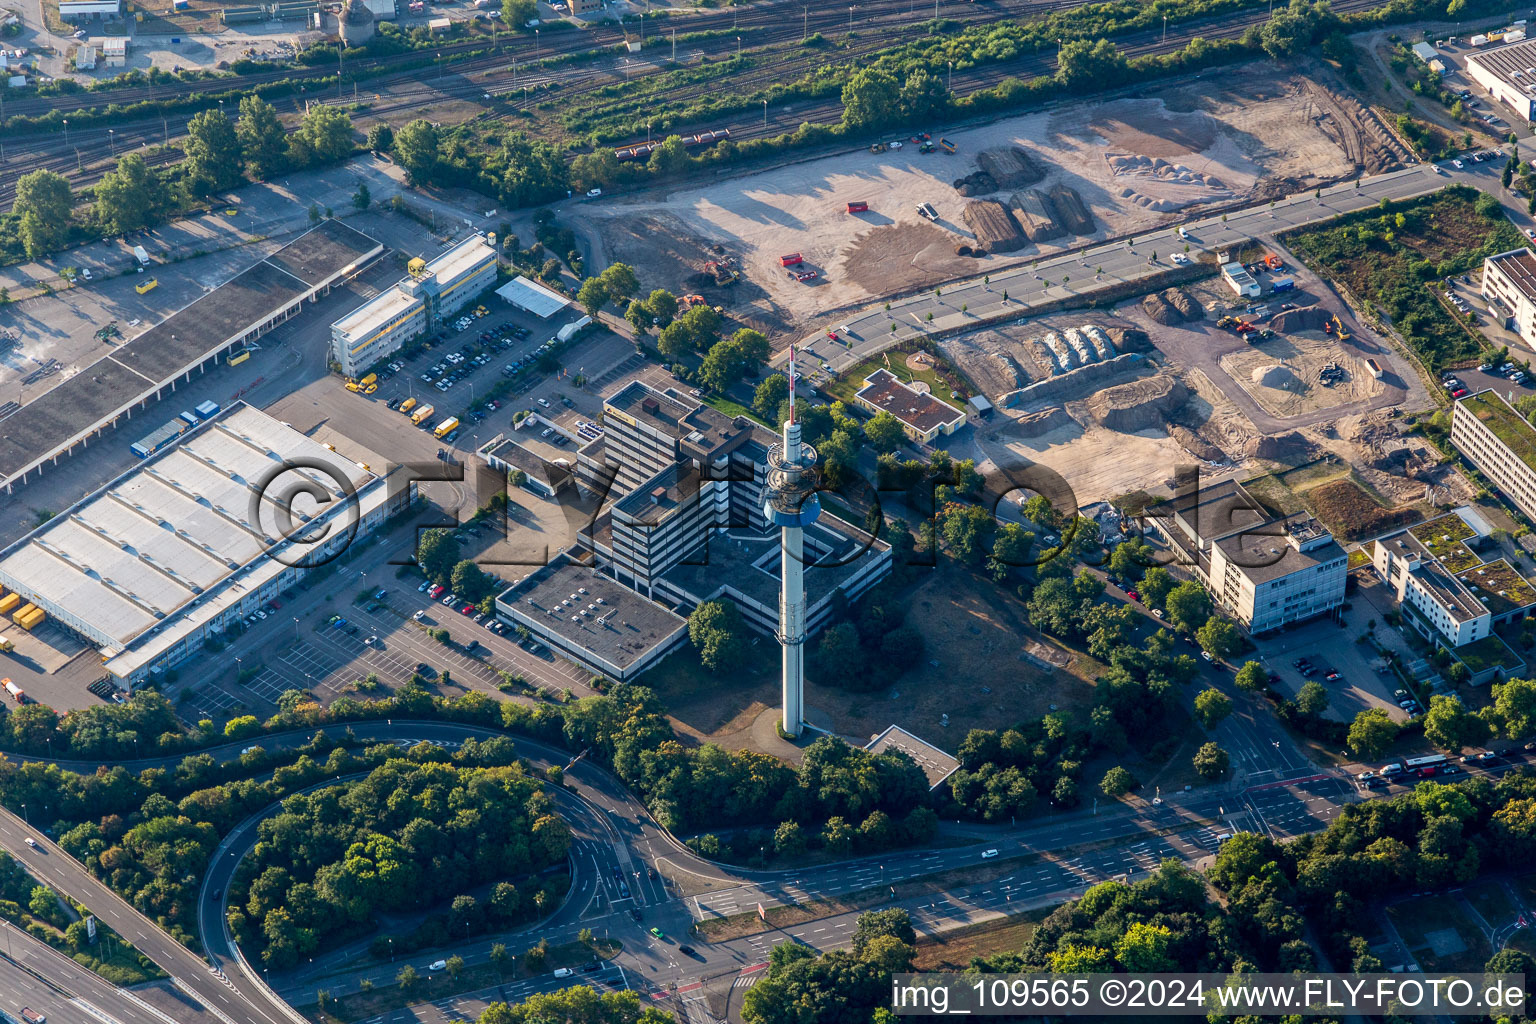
1270 277 1295 292
135 277 158 294
12 603 36 623
178 410 200 427
130 418 188 458
228 350 251 366
0 594 22 615
17 609 46 631
194 400 220 420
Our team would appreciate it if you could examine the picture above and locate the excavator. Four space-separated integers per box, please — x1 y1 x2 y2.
1330 315 1350 341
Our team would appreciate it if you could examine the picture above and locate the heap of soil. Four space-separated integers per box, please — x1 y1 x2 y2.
1252 363 1301 390
1084 375 1189 431
977 147 1045 189
1244 431 1318 461
962 200 1026 252
1161 288 1202 320
1270 305 1332 333
1010 406 1072 437
1048 184 1096 235
1168 422 1226 463
1141 292 1183 324
1104 326 1153 352
1008 189 1066 242
953 171 998 196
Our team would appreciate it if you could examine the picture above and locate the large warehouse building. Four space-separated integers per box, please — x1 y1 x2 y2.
1466 38 1536 122
494 380 891 681
0 220 382 493
330 235 498 376
0 403 413 686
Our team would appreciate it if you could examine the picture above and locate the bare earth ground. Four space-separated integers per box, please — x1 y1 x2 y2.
1219 331 1382 417
579 61 1394 330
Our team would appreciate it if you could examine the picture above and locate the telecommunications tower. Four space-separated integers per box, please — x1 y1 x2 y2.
762 347 821 737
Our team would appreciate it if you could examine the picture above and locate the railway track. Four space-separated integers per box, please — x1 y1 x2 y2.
0 0 1394 211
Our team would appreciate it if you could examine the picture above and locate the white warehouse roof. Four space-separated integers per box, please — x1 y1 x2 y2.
496 275 571 318
0 404 375 651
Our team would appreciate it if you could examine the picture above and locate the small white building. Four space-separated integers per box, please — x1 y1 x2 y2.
1411 41 1438 63
101 37 127 66
495 275 571 318
73 45 96 70
1221 262 1261 298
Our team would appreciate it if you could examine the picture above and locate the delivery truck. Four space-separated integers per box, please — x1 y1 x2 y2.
4 679 24 703
434 416 460 438
400 397 417 413
411 403 435 425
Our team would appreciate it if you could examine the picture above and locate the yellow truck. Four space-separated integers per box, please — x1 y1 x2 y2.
411 403 435 426
434 416 460 439
400 397 417 414
0 636 15 653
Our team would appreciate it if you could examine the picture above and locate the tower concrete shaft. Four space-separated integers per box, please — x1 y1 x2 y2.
764 416 820 738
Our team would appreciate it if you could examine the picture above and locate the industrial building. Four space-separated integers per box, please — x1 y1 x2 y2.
0 403 413 686
495 276 572 319
493 379 891 682
852 368 967 444
58 0 121 20
1481 248 1536 344
1452 389 1536 523
0 220 381 494
330 235 498 376
1467 38 1536 122
480 434 573 499
1145 478 1347 634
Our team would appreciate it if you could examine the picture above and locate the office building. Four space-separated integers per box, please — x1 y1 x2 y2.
852 369 966 444
1452 389 1536 523
330 235 497 376
1147 478 1347 634
1481 248 1536 344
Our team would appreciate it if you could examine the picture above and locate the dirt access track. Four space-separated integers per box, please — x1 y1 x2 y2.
576 59 1400 334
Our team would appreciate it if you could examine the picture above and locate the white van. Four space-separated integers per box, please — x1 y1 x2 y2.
554 967 574 978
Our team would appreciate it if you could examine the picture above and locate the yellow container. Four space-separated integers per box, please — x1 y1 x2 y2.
0 594 22 615
12 603 36 624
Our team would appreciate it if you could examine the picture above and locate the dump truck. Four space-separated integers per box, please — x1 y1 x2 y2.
0 594 21 615
411 403 436 425
938 137 956 153
400 397 417 414
3 679 23 703
434 416 461 438
1264 253 1283 269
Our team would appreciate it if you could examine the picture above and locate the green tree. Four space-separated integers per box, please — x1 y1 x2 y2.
501 0 534 25
687 600 745 672
1099 766 1134 797
291 103 355 167
1347 707 1398 759
754 374 789 421
1234 660 1266 692
841 66 900 129
352 181 371 212
445 954 464 979
774 820 807 857
14 170 73 259
864 411 905 453
577 277 609 317
597 262 639 301
1138 566 1176 607
236 95 288 179
451 560 494 603
1107 539 1153 581
1488 676 1536 737
184 109 242 194
397 964 418 990
625 299 652 337
851 909 915 957
1056 38 1130 90
93 154 166 236
1193 687 1233 729
366 123 394 152
1192 741 1229 780
1257 0 1320 59
1296 680 1329 717
392 119 441 186
898 67 950 121
816 622 863 678
1165 581 1212 633
1194 615 1240 660
1424 694 1490 753
417 529 461 588
643 288 678 328
1115 921 1174 972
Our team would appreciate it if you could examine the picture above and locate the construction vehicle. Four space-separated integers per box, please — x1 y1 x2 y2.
3 679 23 703
411 403 436 426
434 416 461 438
917 202 939 220
1216 315 1240 329
794 270 819 282
918 141 935 153
1331 315 1350 340
869 142 887 154
400 397 417 414
1264 253 1283 270
1234 321 1256 334
680 294 707 307
938 137 956 153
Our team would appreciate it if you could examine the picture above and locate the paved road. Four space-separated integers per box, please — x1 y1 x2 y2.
791 158 1521 376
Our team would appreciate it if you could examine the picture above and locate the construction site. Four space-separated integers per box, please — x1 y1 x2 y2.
576 63 1409 334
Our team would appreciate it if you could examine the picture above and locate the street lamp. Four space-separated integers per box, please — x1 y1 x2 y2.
62 118 69 148
108 128 115 156
848 3 854 30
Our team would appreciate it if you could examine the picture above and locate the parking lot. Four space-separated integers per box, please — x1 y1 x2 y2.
1251 604 1410 725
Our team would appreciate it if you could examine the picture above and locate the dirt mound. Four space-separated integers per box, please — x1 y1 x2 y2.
953 171 998 197
941 335 1029 398
1084 374 1189 431
1048 185 1095 235
1161 288 1202 320
962 200 1026 252
1009 406 1072 436
1269 305 1332 333
1251 363 1301 390
977 147 1045 189
1168 422 1226 463
1244 431 1317 461
1104 326 1152 352
1141 292 1182 324
1007 189 1065 242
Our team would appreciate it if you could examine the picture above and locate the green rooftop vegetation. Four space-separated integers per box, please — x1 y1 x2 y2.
1454 633 1524 675
1410 513 1475 550
1436 544 1483 572
1456 558 1536 617
1462 391 1536 472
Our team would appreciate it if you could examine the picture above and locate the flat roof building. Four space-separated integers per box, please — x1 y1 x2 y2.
1146 477 1347 634
0 220 380 493
495 276 571 319
1482 248 1536 345
480 434 573 499
853 368 966 444
59 0 121 19
330 235 497 376
1467 38 1536 121
1221 261 1261 298
865 726 960 790
0 403 413 684
1453 389 1536 523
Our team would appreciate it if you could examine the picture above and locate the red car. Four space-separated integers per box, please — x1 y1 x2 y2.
826 330 839 341
1453 388 1468 398
428 585 444 598
1126 590 1140 602
460 604 474 615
